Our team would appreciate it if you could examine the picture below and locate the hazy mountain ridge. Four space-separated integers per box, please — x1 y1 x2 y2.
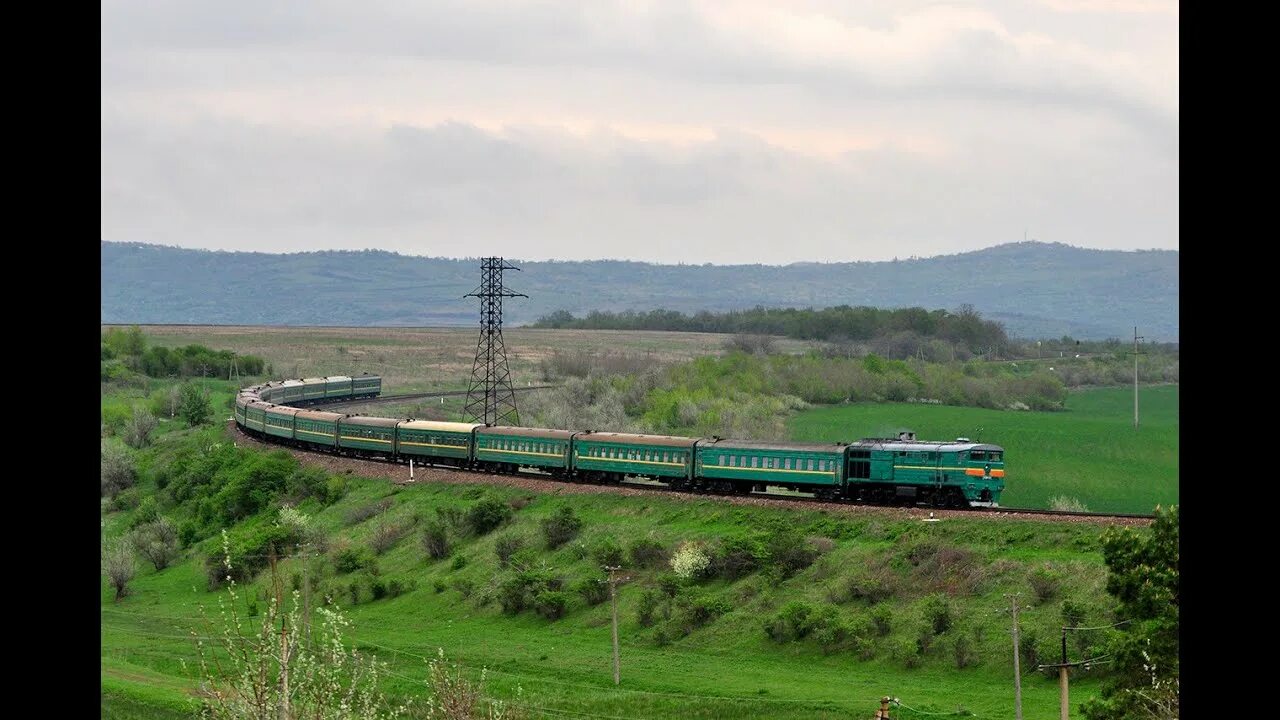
101 242 1178 340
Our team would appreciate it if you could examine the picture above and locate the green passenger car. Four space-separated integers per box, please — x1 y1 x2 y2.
263 405 299 439
396 420 480 463
294 409 343 448
475 426 574 473
572 432 696 482
324 376 354 400
696 439 847 495
235 395 251 426
245 401 269 433
352 373 381 399
337 415 398 454
301 378 327 403
279 380 306 405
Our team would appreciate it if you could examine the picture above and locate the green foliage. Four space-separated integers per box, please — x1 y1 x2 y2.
467 495 513 535
761 527 819 580
122 406 158 449
1028 566 1063 604
534 590 569 620
494 533 526 568
764 602 819 643
712 535 763 580
627 537 668 569
541 505 583 549
573 576 609 607
1082 506 1179 720
129 496 160 530
333 546 377 575
178 383 212 426
921 594 953 635
636 589 663 627
591 536 624 568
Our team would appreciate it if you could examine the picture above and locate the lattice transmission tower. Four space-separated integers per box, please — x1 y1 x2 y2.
462 257 527 425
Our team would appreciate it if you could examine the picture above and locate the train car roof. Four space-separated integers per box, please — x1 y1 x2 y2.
575 431 698 448
326 375 353 382
301 377 327 383
264 405 301 416
341 415 400 428
282 379 305 386
699 438 849 453
399 420 483 433
294 409 345 422
477 426 576 440
851 440 1004 452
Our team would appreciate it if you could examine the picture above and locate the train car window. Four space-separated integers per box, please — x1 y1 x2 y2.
785 458 792 470
991 452 1002 461
751 457 759 468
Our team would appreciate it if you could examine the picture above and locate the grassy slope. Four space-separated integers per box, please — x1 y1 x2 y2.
103 435 1118 719
791 385 1178 513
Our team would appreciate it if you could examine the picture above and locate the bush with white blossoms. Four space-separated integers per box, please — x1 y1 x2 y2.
670 541 710 580
277 504 310 534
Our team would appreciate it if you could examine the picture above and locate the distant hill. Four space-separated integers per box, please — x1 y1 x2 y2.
101 241 1178 340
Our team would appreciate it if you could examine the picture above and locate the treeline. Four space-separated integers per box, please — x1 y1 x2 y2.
525 351 1071 441
533 305 1009 355
101 326 266 382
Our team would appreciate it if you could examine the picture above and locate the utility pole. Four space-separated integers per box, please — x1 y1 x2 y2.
603 565 631 686
1132 327 1144 429
1007 594 1024 720
300 544 312 650
1037 626 1104 720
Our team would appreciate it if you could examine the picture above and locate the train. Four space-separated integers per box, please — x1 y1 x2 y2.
235 374 1006 508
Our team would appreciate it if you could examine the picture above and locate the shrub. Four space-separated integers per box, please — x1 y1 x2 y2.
467 495 513 535
764 602 818 643
495 533 526 568
534 591 569 620
450 555 468 571
541 506 583 549
713 536 762 580
324 476 348 504
676 593 730 633
101 439 135 498
333 546 375 575
637 589 663 627
130 517 179 570
370 518 412 555
178 383 212 426
763 528 818 579
451 578 474 599
670 541 711 580
421 520 450 561
954 631 979 668
658 573 682 598
922 594 953 635
129 496 160 530
870 606 893 636
344 498 393 526
628 537 668 569
574 575 609 606
592 536 625 568
103 540 136 601
1029 566 1063 603
122 407 158 449
433 579 447 594
1048 495 1090 512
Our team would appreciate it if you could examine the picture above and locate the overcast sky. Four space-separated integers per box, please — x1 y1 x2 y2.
101 1 1178 265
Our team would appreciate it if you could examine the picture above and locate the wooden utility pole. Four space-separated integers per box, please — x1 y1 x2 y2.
603 565 630 686
1059 629 1069 720
1007 594 1024 720
1133 327 1144 429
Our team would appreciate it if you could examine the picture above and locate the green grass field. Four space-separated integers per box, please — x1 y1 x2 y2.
791 385 1178 514
102 421 1126 719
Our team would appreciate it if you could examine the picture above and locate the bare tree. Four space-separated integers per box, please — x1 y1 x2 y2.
130 517 178 570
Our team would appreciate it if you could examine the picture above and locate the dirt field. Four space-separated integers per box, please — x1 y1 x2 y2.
116 325 818 393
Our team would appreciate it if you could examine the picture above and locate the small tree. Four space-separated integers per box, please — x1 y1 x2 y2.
179 383 212 427
122 406 158 448
422 648 525 719
194 532 408 719
101 439 135 497
541 506 582 550
422 520 450 560
103 540 136 601
670 541 710 580
130 517 178 570
1082 506 1179 720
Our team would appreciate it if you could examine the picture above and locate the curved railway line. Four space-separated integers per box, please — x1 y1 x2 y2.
230 381 1154 527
